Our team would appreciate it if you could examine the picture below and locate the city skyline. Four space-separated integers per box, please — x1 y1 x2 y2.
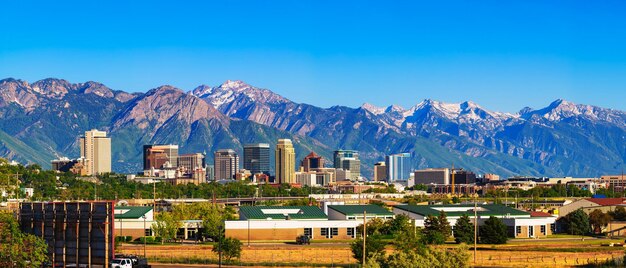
2 1 626 112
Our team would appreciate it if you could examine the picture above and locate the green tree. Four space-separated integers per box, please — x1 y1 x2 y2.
430 244 471 268
201 204 233 241
384 214 412 235
357 218 386 236
394 226 425 253
559 209 591 235
385 250 438 268
453 214 474 244
212 237 242 261
151 212 181 244
382 245 470 268
422 215 445 244
437 211 452 239
589 209 612 234
351 235 386 264
479 216 508 244
610 206 626 221
0 213 48 267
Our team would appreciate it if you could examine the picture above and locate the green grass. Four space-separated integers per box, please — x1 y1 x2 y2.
545 234 597 239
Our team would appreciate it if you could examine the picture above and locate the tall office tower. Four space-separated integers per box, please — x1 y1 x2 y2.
243 143 270 175
214 149 239 180
333 150 360 180
178 153 205 173
413 168 450 185
275 139 296 184
301 152 324 172
386 153 412 182
373 162 388 182
143 144 179 170
206 165 215 182
79 129 111 175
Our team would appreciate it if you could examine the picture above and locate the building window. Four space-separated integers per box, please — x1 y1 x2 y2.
529 226 534 237
516 226 521 234
145 229 151 236
330 228 338 238
321 228 328 238
347 228 355 238
304 228 312 238
540 225 546 235
550 223 556 233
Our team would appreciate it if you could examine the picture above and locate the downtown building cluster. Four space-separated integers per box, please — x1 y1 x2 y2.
48 130 626 197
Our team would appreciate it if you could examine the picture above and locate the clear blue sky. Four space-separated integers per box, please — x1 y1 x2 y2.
2 1 626 112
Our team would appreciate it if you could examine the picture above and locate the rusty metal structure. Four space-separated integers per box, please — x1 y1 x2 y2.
19 201 115 268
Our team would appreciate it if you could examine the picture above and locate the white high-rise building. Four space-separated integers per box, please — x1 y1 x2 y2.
79 129 111 175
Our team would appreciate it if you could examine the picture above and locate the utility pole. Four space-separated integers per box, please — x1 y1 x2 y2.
153 181 156 213
14 171 20 199
362 210 367 265
218 221 223 268
143 215 147 258
474 195 478 264
247 218 250 247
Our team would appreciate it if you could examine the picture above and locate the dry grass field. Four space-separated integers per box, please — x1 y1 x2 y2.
117 238 626 267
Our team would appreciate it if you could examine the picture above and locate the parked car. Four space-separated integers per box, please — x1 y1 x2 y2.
296 235 311 245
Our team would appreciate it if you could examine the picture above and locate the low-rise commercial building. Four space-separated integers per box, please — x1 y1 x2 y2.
114 206 154 239
393 204 556 238
226 206 359 241
558 198 626 217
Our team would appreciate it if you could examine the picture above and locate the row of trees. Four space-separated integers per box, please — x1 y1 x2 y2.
423 211 508 245
559 207 626 236
351 214 471 267
149 203 243 261
150 203 237 243
348 213 512 267
0 213 48 267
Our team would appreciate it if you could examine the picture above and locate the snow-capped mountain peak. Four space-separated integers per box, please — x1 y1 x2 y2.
361 103 386 115
191 80 290 110
220 80 249 89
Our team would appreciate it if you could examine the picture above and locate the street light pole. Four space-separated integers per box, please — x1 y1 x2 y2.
142 215 147 258
362 210 367 265
247 218 250 247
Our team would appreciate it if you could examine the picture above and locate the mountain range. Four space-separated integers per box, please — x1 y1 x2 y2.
0 77 624 178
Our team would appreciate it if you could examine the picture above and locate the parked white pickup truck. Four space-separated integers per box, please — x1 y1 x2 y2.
110 258 133 268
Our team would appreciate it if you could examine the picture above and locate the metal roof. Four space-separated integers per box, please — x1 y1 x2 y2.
239 206 328 220
327 205 394 216
114 206 152 219
393 204 530 217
